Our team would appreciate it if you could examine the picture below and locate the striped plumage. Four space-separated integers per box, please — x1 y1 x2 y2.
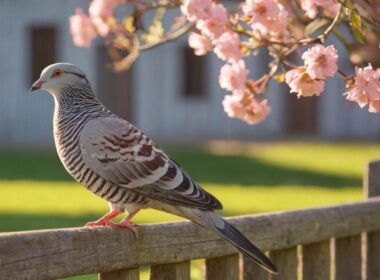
53 84 149 207
31 63 277 274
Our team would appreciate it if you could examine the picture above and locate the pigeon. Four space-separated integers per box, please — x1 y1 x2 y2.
30 63 277 274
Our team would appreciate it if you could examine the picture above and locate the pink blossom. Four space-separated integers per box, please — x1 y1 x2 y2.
219 60 249 93
369 101 380 113
322 0 341 18
300 0 341 19
196 4 228 39
242 0 289 38
245 99 271 124
344 64 380 112
89 0 124 36
222 94 271 124
181 0 212 22
300 0 318 18
188 32 212 56
223 95 246 119
285 67 325 98
213 31 241 62
302 44 338 79
69 8 97 48
242 0 281 23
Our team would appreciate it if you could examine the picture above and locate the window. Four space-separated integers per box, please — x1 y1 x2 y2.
286 94 318 134
30 26 56 83
96 46 134 121
183 47 206 98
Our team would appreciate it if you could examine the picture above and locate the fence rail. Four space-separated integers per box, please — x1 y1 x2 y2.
0 161 380 280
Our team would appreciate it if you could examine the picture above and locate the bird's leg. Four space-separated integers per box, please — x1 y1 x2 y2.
105 208 141 236
85 209 124 227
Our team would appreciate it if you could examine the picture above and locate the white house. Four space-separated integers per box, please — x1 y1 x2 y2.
0 0 380 150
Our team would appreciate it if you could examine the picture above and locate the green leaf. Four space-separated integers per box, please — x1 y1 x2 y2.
123 16 136 33
338 0 367 44
349 10 366 43
140 7 166 44
304 18 330 36
273 73 285 83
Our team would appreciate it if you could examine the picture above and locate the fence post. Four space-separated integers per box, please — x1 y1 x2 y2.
269 247 298 280
302 240 331 280
150 261 190 280
243 255 269 280
206 254 239 280
364 160 380 280
98 268 139 280
334 235 361 280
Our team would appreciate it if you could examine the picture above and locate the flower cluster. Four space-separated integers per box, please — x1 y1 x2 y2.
300 0 341 19
344 64 380 113
182 0 280 124
70 0 124 47
286 44 338 98
223 93 271 125
69 0 380 124
242 0 289 39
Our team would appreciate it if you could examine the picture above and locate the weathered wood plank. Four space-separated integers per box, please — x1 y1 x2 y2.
334 235 361 280
364 160 380 280
364 160 380 198
243 255 269 280
269 248 297 280
99 267 139 280
302 240 331 280
206 254 239 280
150 261 190 280
0 199 380 279
366 232 380 279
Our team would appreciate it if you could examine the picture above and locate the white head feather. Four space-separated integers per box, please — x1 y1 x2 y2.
31 63 88 97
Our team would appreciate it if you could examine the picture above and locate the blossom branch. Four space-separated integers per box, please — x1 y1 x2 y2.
69 0 380 124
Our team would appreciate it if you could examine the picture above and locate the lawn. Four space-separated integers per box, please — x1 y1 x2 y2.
0 142 377 279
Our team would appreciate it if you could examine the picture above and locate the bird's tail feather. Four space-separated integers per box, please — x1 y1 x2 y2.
196 211 277 274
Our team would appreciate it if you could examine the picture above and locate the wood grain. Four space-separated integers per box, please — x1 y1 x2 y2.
206 254 239 280
0 199 380 279
99 267 139 280
302 240 331 280
364 160 380 280
269 248 297 280
243 255 269 280
334 235 361 280
150 261 190 280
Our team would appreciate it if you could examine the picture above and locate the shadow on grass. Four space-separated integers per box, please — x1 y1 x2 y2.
0 213 100 232
0 150 360 188
171 150 360 188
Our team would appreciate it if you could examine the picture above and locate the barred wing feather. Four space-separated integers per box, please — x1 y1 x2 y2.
79 117 222 210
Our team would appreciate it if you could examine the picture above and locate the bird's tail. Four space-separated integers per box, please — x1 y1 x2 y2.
193 210 278 274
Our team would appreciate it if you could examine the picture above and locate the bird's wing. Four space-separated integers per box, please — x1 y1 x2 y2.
79 116 222 210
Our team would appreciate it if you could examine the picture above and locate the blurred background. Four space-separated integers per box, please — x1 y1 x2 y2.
0 1 379 279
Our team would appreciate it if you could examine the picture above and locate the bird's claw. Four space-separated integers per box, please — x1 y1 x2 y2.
85 220 107 227
105 219 139 238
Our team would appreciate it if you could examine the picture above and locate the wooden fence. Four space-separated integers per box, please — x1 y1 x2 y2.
1 161 380 280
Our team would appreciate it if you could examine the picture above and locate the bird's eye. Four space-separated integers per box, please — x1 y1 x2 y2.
51 70 63 78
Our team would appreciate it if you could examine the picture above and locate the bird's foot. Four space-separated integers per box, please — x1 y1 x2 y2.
85 209 124 227
105 218 139 237
85 220 108 227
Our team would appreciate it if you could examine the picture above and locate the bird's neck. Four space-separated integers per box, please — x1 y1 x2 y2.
52 83 107 143
54 83 97 107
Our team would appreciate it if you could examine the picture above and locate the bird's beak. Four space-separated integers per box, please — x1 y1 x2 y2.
30 79 45 93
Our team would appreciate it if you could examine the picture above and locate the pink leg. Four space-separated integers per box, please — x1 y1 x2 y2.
105 208 141 236
85 209 124 227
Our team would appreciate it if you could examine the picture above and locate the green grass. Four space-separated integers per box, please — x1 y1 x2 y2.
0 142 378 279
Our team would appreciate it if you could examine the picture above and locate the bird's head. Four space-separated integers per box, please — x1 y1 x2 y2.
30 63 90 97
